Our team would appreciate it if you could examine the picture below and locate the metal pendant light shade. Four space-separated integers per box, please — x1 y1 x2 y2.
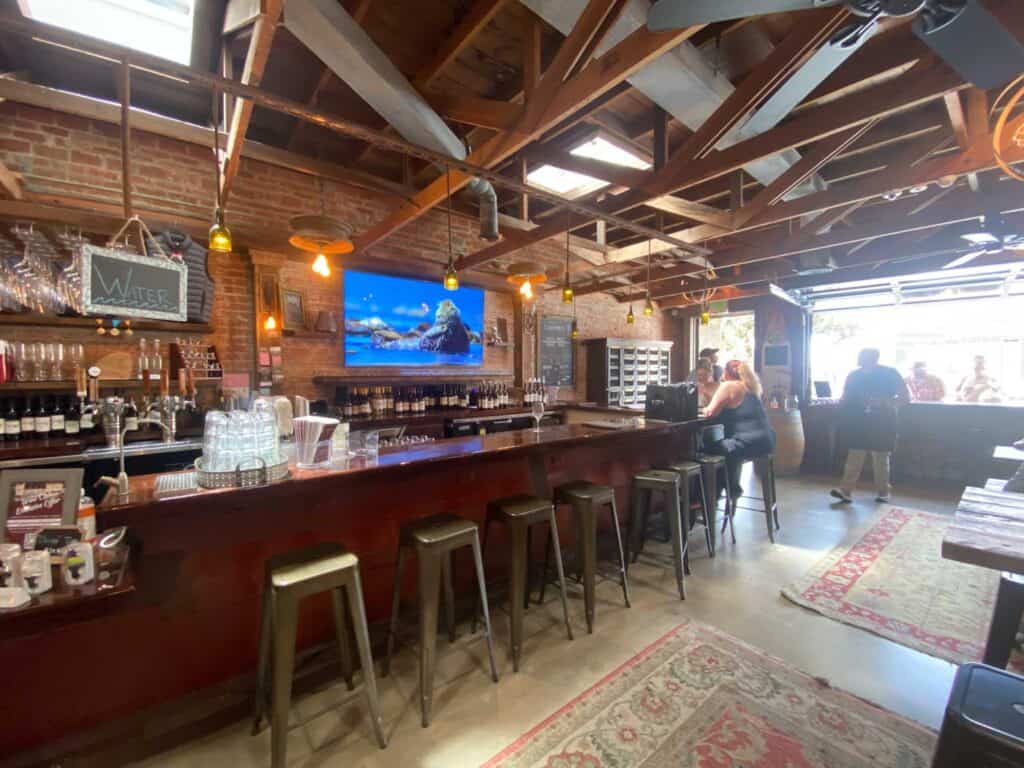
208 208 232 253
209 88 232 253
507 261 547 302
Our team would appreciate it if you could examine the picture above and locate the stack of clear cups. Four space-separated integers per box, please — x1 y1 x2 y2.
202 410 229 472
251 399 280 466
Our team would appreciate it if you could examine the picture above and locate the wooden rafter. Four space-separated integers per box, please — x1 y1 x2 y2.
413 0 512 90
458 8 854 269
220 0 283 205
355 1 703 254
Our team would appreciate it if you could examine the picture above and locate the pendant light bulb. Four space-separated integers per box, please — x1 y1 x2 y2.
312 252 331 277
208 208 232 253
643 292 655 317
561 283 574 303
519 278 534 301
700 309 710 326
626 304 635 325
443 261 459 291
561 210 573 303
264 314 277 331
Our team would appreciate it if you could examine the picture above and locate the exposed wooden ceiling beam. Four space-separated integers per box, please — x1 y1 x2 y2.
457 9 853 269
0 159 23 200
355 2 704 254
412 0 513 91
422 91 522 131
220 0 283 205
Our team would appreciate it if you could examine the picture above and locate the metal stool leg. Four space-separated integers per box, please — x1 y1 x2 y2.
269 590 298 768
548 508 574 642
524 525 533 611
251 582 272 734
628 484 647 567
344 568 387 749
382 545 407 678
771 457 780 531
441 552 456 643
509 520 529 672
329 588 355 691
417 546 443 727
472 517 492 634
666 485 686 600
700 462 719 553
758 459 775 543
720 464 736 544
678 476 691 577
538 527 551 606
695 472 714 557
577 501 597 634
470 531 500 683
607 497 632 609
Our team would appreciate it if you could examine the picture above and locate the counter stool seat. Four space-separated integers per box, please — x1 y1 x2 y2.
629 470 688 600
552 481 630 634
659 460 714 558
253 542 387 768
384 514 498 728
479 495 573 672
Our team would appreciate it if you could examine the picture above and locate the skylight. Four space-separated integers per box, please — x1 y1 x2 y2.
526 164 608 199
571 136 651 170
20 0 196 65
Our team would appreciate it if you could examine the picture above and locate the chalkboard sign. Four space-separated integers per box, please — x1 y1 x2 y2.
81 244 188 322
537 315 574 386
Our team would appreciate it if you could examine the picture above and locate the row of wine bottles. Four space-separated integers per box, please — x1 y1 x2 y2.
1 395 147 441
340 383 515 419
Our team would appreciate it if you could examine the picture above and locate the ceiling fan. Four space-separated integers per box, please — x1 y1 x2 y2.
648 1 1024 117
943 213 1024 268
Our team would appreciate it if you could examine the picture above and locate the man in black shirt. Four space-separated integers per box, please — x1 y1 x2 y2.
831 348 909 503
687 347 722 383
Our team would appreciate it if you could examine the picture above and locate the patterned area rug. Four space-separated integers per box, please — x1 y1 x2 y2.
483 621 935 768
782 505 1003 666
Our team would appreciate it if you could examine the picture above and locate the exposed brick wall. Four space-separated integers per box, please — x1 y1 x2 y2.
0 101 672 396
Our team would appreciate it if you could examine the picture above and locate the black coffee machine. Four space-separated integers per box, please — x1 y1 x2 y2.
645 383 698 422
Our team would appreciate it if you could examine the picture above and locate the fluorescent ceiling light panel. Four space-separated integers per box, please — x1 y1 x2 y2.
20 0 196 65
571 136 651 169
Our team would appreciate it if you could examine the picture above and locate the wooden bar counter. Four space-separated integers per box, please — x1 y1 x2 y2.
0 417 700 760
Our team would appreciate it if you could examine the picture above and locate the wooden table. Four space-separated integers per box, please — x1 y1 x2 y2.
942 480 1024 667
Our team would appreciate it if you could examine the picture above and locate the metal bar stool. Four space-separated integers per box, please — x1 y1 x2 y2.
727 454 781 543
694 453 734 545
382 513 498 727
479 494 573 672
252 542 387 768
551 481 631 634
659 460 714 557
627 469 689 599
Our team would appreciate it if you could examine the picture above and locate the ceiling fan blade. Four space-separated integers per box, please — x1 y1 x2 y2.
943 250 984 270
647 0 837 31
742 18 876 136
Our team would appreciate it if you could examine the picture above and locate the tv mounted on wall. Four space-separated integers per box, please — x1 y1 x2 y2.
343 269 485 367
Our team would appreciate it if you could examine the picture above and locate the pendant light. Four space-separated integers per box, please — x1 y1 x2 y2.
626 303 635 324
507 261 546 301
208 88 232 253
570 297 579 340
561 209 573 303
443 166 459 290
288 178 353 279
700 259 711 325
643 238 655 317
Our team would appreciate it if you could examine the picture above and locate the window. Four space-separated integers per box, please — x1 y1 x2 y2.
19 0 197 65
526 135 651 200
701 312 755 366
811 295 1024 404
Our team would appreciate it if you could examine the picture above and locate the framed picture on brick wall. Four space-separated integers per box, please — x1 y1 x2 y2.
280 288 306 331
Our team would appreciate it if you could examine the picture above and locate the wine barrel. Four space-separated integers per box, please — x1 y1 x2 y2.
768 408 805 476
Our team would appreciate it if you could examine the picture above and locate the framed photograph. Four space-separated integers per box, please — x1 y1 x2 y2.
0 469 83 547
280 288 306 330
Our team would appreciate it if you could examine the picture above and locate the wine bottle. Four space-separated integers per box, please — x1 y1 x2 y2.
64 398 81 436
4 399 20 441
21 397 35 437
50 396 65 437
35 397 51 437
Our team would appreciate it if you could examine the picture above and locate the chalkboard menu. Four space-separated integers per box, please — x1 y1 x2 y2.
537 315 574 386
81 244 188 322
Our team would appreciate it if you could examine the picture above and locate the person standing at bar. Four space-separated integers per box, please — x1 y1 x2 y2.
956 355 1002 403
688 347 722 383
831 348 909 504
905 361 946 402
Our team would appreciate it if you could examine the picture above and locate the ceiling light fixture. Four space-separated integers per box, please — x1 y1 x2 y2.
643 234 654 316
507 261 546 302
443 166 459 291
561 209 573 303
289 179 352 278
571 297 579 340
208 88 232 253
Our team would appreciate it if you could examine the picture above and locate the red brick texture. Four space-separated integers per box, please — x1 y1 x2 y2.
0 102 673 395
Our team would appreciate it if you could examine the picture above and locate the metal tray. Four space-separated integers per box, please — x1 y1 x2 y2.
194 457 289 489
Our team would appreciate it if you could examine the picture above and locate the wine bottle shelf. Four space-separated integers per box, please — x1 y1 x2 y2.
0 379 221 392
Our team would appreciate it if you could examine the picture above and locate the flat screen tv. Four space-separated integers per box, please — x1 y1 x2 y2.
343 269 485 367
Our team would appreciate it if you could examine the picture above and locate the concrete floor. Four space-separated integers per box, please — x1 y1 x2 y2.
136 472 961 767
